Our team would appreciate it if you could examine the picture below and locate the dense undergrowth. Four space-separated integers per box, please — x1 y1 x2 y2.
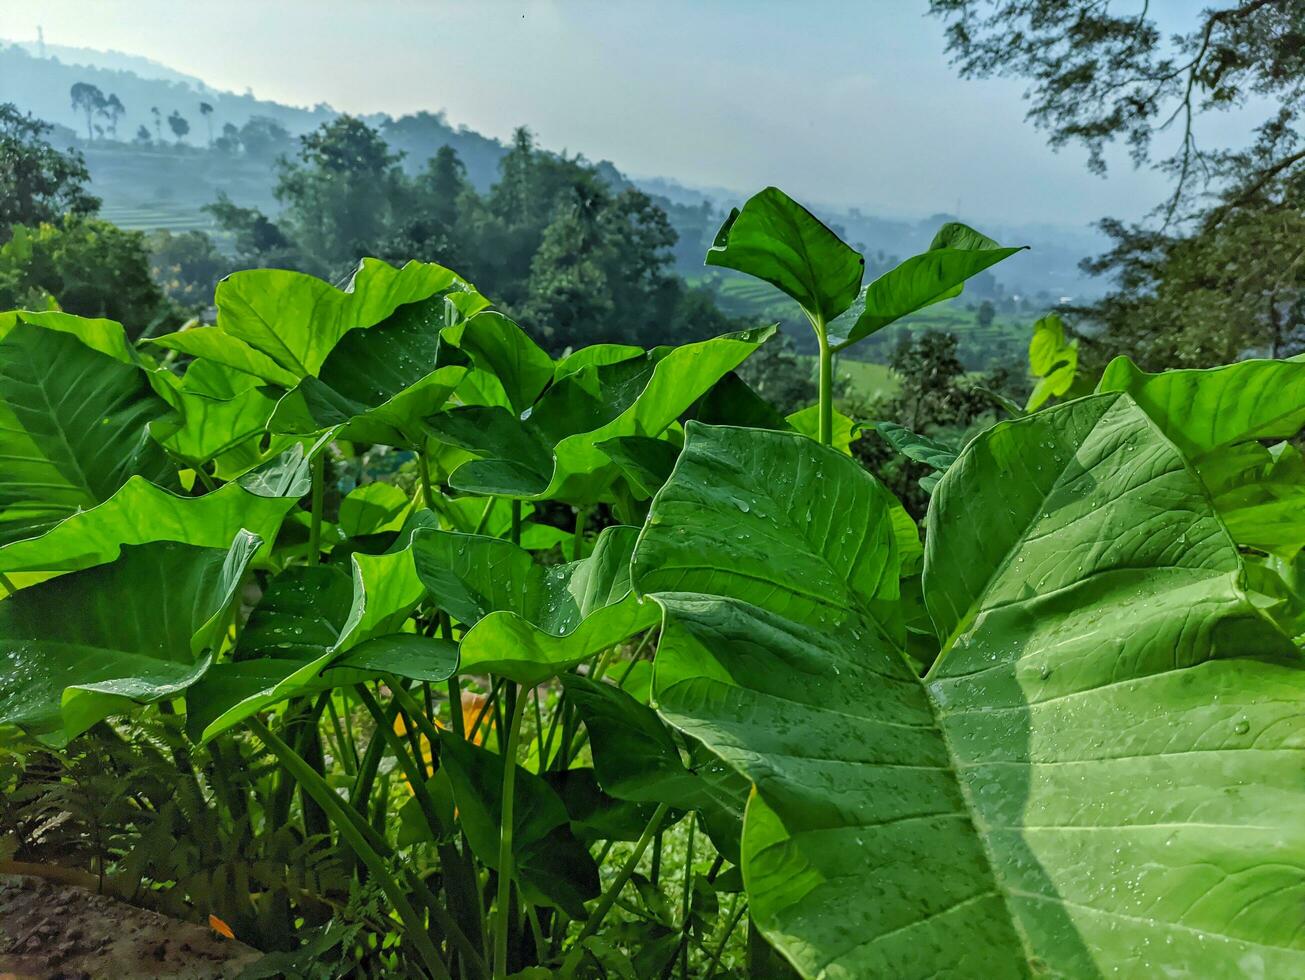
1 186 1303 978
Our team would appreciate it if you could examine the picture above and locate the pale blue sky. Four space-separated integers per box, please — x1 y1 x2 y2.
15 0 1237 227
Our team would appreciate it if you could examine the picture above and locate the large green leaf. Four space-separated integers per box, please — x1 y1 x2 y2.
1199 442 1305 560
634 414 1304 977
150 259 480 383
1096 355 1305 457
150 360 291 479
269 295 471 448
0 316 176 545
706 187 864 325
826 223 1025 349
1096 356 1305 558
186 634 456 742
444 310 554 416
0 532 259 742
188 531 430 740
411 525 657 686
426 327 773 504
0 443 312 588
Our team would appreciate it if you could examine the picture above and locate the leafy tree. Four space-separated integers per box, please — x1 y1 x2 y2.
854 330 994 516
976 298 995 329
930 0 1305 367
0 216 172 334
204 193 298 269
198 101 214 145
69 82 105 141
150 105 162 142
736 332 818 414
273 115 407 274
167 110 190 145
134 124 151 145
237 115 292 160
0 104 100 243
214 122 240 155
147 229 231 311
99 93 125 140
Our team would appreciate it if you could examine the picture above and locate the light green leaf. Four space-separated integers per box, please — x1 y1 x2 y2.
146 326 300 387
444 310 554 416
1025 313 1084 411
1096 355 1305 457
338 482 413 538
706 187 864 325
636 411 1303 977
0 533 259 742
0 318 177 545
412 525 657 686
827 222 1025 349
785 404 861 455
213 258 475 379
150 360 291 478
269 295 470 448
0 443 312 588
1200 442 1305 560
427 327 774 504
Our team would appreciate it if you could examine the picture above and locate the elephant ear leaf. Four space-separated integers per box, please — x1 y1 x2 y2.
1097 356 1305 557
826 222 1025 349
635 410 1304 978
0 531 260 743
270 295 470 448
0 442 315 589
429 326 773 504
0 314 176 546
444 310 555 416
706 186 864 325
413 525 657 686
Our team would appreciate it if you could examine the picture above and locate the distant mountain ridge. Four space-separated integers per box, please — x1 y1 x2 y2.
0 39 1106 296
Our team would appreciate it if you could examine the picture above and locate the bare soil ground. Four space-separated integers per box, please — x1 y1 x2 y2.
0 874 260 979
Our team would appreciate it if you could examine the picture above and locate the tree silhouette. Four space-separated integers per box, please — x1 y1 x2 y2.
134 124 151 144
99 93 125 140
198 101 213 145
69 82 105 141
150 106 162 142
167 110 190 146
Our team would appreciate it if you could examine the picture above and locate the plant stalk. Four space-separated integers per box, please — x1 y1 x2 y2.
494 684 528 980
815 322 833 447
308 451 325 562
560 802 671 977
418 450 435 510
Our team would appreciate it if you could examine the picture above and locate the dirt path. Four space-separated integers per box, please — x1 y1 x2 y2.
0 874 261 979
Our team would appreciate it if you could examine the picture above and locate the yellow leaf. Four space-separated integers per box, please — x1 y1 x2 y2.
208 914 235 940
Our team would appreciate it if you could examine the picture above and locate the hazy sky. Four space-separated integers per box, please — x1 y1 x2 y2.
12 1 1234 228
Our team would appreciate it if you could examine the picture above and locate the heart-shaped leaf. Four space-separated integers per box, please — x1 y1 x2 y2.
634 413 1302 977
412 525 657 686
0 532 259 742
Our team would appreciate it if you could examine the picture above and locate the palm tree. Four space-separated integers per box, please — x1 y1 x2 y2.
70 82 106 140
199 101 214 145
151 106 162 142
99 93 125 140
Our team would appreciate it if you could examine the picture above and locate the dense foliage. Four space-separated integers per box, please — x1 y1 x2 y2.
930 0 1305 369
1 185 1302 979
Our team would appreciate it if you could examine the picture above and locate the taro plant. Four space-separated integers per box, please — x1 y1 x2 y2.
706 186 1024 444
0 191 1302 979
